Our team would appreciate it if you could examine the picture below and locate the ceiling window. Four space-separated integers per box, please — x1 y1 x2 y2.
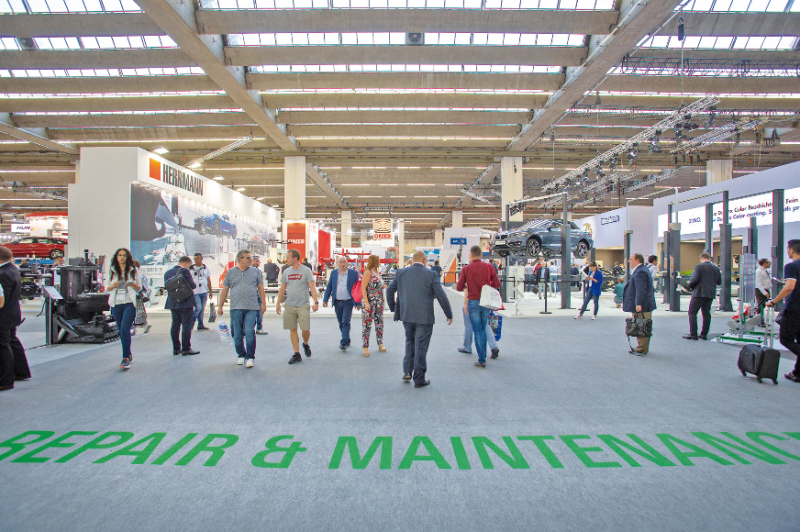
639 34 797 51
250 64 562 73
0 37 21 50
3 67 204 78
229 32 585 46
1 0 143 12
681 0 792 11
200 0 614 9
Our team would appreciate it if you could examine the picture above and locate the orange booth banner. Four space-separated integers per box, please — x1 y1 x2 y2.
286 222 307 259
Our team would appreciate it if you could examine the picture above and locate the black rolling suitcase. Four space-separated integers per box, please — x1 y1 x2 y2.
737 306 780 384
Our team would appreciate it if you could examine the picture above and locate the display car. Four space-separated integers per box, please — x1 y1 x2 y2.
194 213 237 238
491 219 593 259
4 236 67 259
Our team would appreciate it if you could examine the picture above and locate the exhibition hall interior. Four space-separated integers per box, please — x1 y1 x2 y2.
1 0 800 530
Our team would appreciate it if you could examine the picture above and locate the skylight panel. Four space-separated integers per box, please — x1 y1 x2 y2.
201 0 614 8
250 63 562 73
23 0 141 12
683 0 791 11
0 0 27 13
232 32 584 46
6 67 203 78
0 37 21 50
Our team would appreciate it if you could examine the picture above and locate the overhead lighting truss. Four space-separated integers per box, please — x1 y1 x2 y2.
459 188 495 204
616 56 800 78
187 135 254 169
570 168 687 210
670 116 770 155
542 95 720 195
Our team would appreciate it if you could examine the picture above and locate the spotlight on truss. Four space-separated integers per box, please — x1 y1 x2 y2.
627 144 638 165
595 165 606 178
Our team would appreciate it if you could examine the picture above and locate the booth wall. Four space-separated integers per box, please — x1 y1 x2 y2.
653 160 800 261
574 205 654 259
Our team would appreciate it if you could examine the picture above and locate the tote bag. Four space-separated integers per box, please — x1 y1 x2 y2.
350 273 363 304
479 263 504 311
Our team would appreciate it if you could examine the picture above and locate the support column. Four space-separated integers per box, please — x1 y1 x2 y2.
501 156 524 222
434 229 443 248
397 221 405 264
451 210 463 228
772 189 785 309
718 190 733 312
340 210 352 248
706 159 732 186
284 156 306 220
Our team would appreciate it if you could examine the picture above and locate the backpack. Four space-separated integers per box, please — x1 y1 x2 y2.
165 271 193 303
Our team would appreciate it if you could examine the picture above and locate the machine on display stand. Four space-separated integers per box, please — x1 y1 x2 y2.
43 250 119 345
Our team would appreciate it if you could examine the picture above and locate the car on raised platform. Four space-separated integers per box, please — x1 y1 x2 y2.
4 236 67 259
194 213 237 238
491 219 593 259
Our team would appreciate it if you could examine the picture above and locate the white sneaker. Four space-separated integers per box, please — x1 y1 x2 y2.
574 314 582 319
246 359 254 368
237 357 245 365
591 315 597 320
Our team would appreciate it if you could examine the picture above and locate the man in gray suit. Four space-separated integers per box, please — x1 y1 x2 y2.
683 252 722 340
387 251 453 388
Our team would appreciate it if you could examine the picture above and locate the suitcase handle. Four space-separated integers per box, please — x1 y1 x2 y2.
763 304 775 349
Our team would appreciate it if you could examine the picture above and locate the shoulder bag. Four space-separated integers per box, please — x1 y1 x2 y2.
479 263 504 311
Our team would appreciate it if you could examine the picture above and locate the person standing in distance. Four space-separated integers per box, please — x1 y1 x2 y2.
164 256 198 356
623 253 657 355
323 255 360 350
360 254 387 357
457 245 501 368
189 253 212 331
277 249 319 364
108 248 142 369
683 252 722 341
387 251 453 387
766 239 800 383
0 246 31 391
217 250 266 368
430 259 442 280
755 258 772 326
264 258 280 286
251 255 267 336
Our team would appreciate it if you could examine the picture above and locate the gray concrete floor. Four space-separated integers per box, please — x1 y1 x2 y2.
2 290 800 532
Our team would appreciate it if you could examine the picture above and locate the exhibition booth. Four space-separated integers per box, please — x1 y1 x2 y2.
69 147 281 290
574 205 654 268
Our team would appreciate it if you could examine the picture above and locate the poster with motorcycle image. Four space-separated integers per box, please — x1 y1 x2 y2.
129 183 277 291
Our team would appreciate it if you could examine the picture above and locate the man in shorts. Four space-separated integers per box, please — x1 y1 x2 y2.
276 249 320 364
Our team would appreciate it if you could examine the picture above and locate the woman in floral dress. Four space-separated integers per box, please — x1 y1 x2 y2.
361 255 387 357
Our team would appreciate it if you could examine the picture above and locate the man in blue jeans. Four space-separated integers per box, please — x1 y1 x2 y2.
189 253 212 330
458 289 499 358
323 255 360 350
456 245 501 368
216 250 266 368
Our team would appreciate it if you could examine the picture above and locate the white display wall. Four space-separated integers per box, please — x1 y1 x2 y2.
574 205 654 257
69 147 280 288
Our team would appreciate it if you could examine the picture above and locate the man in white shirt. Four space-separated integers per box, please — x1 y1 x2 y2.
755 258 772 325
189 253 212 331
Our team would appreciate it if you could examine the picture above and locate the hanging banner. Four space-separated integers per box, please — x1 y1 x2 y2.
286 222 307 260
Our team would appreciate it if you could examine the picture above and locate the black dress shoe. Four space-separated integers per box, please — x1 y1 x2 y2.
682 334 698 340
197 326 210 330
403 374 412 381
491 347 499 359
699 334 708 340
182 349 200 355
15 376 31 381
415 380 431 388
0 385 13 391
173 350 181 356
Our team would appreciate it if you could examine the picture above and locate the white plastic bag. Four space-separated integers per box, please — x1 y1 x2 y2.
479 284 504 311
218 318 233 344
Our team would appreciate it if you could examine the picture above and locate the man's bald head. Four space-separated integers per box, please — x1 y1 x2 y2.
413 251 427 265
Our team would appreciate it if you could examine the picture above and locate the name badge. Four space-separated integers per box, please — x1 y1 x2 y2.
116 286 128 304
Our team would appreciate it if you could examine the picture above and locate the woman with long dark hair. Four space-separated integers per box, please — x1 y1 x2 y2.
361 254 387 357
107 248 141 369
574 261 603 320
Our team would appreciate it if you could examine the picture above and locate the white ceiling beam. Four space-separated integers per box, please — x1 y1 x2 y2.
13 112 255 128
0 75 220 93
0 95 236 113
276 110 532 125
0 49 192 69
263 93 549 108
0 13 164 37
225 46 586 67
0 113 78 155
195 8 618 34
134 0 296 151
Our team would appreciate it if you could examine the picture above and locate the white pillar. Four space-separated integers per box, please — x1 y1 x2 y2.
341 210 352 248
284 156 306 220
452 210 463 228
706 159 732 186
398 221 405 263
434 229 443 247
501 156 524 222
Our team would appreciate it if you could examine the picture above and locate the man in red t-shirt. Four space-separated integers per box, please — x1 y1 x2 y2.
457 245 501 368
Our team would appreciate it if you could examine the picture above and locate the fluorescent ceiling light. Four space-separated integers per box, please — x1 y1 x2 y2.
187 162 202 169
152 146 169 155
236 187 246 191
212 175 224 181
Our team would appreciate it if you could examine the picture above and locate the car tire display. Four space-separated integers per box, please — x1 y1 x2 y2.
49 249 65 259
575 240 589 259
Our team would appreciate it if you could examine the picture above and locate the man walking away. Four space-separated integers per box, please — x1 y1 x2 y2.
323 255 360 350
277 249 319 364
524 261 534 292
623 253 657 355
766 240 800 383
302 257 313 271
189 253 212 331
265 258 280 286
430 259 442 280
683 252 722 341
457 245 501 368
164 256 198 356
387 251 453 388
647 255 660 291
0 246 31 391
755 258 772 326
252 255 268 335
217 250 266 368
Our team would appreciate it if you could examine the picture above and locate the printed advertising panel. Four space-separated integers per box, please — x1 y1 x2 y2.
130 183 278 290
657 186 800 235
286 222 307 262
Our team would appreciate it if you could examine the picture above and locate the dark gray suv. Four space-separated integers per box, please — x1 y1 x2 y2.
491 219 593 259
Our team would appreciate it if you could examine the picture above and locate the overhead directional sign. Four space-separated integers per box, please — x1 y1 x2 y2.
450 237 467 245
